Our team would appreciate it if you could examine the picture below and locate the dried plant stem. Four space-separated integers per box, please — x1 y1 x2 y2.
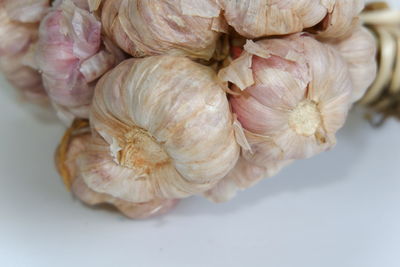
360 2 400 124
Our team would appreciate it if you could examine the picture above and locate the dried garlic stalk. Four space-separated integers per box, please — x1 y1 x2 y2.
36 0 124 124
101 0 225 59
77 56 239 203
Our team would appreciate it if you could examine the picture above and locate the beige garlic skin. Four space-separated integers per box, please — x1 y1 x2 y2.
330 25 377 102
216 0 364 39
101 0 224 60
65 133 178 219
79 56 239 203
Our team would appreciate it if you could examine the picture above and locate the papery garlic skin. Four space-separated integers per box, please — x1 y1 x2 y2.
204 157 290 202
216 0 364 39
3 0 49 23
80 56 239 202
36 0 123 122
0 8 37 56
0 53 47 103
0 1 49 103
220 35 353 162
64 133 178 219
101 0 223 60
314 0 364 40
330 26 377 102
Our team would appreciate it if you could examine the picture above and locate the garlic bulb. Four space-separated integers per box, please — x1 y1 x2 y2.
79 56 239 202
101 0 224 59
220 35 353 162
62 132 178 219
36 0 123 122
330 25 377 102
216 0 364 39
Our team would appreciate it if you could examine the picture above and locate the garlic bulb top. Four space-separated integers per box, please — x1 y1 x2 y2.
331 26 377 102
63 132 178 219
36 0 123 122
220 35 353 163
216 0 364 39
78 56 239 203
101 0 224 60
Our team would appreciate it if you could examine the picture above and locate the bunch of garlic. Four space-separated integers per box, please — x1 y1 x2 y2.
36 0 124 124
0 0 378 218
0 0 49 103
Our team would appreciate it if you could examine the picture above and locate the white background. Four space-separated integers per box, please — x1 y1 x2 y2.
1 1 399 266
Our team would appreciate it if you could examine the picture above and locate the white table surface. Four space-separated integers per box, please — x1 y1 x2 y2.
1 1 399 267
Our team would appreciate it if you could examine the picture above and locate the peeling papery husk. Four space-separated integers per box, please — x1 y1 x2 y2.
220 35 353 162
204 157 291 203
329 25 377 102
57 126 178 219
216 0 364 39
101 0 223 60
36 0 123 122
80 56 239 203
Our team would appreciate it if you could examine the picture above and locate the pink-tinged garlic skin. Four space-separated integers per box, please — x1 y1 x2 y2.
65 134 178 219
330 26 377 102
221 35 353 162
0 53 47 103
80 56 239 203
216 0 364 39
204 157 291 202
101 0 222 60
36 0 122 121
